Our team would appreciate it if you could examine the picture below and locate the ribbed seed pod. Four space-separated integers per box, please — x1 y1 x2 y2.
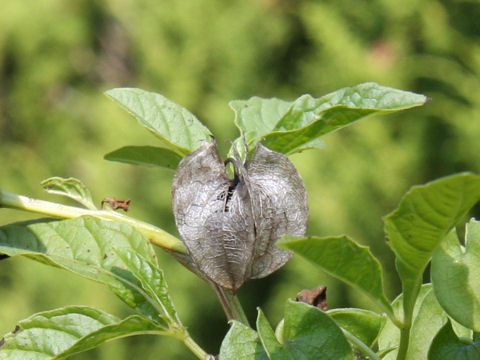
172 141 308 291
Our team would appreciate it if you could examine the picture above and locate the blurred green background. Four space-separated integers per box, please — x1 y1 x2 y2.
1 0 480 358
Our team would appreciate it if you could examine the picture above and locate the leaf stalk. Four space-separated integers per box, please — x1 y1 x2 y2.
178 330 209 359
395 275 421 360
211 282 250 326
341 329 381 360
0 189 187 253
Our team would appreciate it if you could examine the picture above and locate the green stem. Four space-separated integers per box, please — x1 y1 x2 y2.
0 189 187 253
395 276 421 360
182 333 210 360
342 329 381 360
396 324 411 360
395 296 414 360
211 282 250 326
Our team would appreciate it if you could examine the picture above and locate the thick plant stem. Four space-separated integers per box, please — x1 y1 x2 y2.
395 275 421 360
396 325 411 360
0 189 187 253
342 329 381 360
182 334 210 360
211 282 250 326
396 296 414 360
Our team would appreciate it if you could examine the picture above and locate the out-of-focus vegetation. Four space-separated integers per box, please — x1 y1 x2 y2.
1 0 480 358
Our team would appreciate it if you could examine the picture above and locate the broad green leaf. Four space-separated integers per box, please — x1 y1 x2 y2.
328 308 386 347
405 286 448 359
377 285 447 360
41 177 96 210
432 219 480 331
104 145 182 170
279 235 393 316
283 300 353 359
262 82 427 154
0 217 161 319
428 321 480 360
256 300 353 360
384 173 480 319
219 321 268 360
230 97 292 152
105 88 212 156
385 173 480 273
0 306 166 360
115 248 180 325
287 137 325 155
230 83 426 155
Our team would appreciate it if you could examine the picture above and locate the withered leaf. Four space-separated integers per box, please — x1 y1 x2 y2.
172 141 308 291
101 198 131 212
296 285 328 311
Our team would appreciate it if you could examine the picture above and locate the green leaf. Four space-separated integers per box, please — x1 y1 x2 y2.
256 310 284 358
105 88 212 156
328 308 386 347
405 286 448 359
274 320 285 344
104 146 182 170
115 247 180 325
230 84 425 155
41 177 96 210
384 173 480 320
262 82 427 154
0 217 162 319
0 306 166 360
428 321 480 360
377 284 447 360
257 300 353 360
283 301 353 359
451 319 474 340
219 321 268 360
279 235 393 316
432 219 480 331
230 97 292 151
287 137 326 155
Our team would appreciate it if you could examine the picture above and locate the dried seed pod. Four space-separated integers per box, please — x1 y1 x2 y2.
172 141 308 291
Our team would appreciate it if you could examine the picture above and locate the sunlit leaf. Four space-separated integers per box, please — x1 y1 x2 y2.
115 248 180 324
432 219 480 331
105 88 212 156
384 173 480 321
256 300 353 359
104 146 182 170
0 217 161 319
230 97 292 152
41 177 96 210
328 308 386 347
0 306 166 360
219 321 268 360
230 83 426 155
279 235 392 315
262 83 427 154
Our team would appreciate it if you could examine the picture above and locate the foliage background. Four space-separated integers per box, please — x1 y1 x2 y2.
1 0 480 358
